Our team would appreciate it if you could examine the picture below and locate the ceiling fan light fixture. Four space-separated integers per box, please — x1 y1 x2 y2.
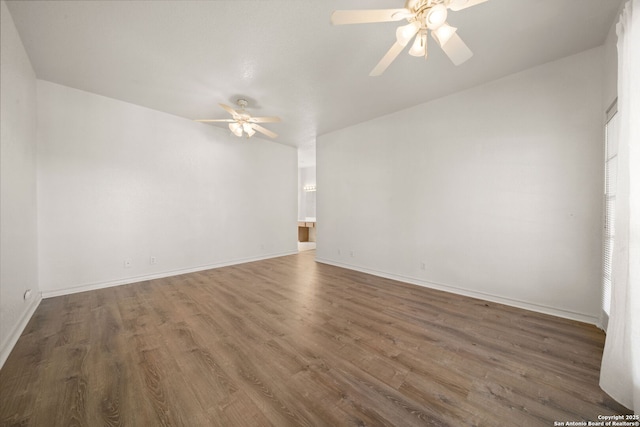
229 122 243 137
242 123 255 137
408 31 427 57
432 23 457 46
396 21 421 45
425 4 447 29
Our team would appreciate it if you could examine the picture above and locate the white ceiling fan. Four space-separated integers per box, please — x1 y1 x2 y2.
331 0 488 76
194 99 281 139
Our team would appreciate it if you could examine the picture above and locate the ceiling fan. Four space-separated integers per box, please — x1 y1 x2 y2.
331 0 488 76
194 99 281 139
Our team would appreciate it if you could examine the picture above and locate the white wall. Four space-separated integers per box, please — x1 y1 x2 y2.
317 47 605 324
37 80 297 296
0 0 41 367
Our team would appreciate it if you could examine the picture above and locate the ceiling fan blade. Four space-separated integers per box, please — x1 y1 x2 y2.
251 124 278 139
438 32 473 65
194 119 235 123
447 0 489 12
369 22 420 77
248 116 282 123
219 103 240 118
331 9 411 25
369 41 405 76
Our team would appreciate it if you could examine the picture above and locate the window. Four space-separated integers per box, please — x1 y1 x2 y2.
602 100 618 325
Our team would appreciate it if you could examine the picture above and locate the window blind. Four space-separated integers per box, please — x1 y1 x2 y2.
602 100 618 325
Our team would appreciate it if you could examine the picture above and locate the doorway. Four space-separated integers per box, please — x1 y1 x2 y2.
298 147 316 252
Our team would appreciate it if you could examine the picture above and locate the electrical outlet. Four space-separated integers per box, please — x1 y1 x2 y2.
150 256 157 265
350 251 355 258
124 260 132 268
338 249 342 255
420 262 426 270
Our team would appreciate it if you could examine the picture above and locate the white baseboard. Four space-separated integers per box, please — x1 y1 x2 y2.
0 292 42 370
315 257 599 325
41 251 298 299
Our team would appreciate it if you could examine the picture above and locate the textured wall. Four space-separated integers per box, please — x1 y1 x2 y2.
317 47 605 323
37 80 297 295
0 0 41 367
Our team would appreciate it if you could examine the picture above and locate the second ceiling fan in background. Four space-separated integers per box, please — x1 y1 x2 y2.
195 99 281 139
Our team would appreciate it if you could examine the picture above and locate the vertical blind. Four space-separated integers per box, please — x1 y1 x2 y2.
602 100 618 325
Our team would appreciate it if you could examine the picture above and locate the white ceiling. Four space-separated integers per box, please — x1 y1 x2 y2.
6 0 622 157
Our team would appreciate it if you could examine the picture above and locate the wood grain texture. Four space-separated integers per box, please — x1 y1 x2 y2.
0 251 629 426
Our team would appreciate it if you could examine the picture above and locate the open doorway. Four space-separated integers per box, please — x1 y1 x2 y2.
298 146 316 252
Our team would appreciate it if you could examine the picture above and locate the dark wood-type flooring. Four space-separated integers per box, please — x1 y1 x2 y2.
0 251 629 426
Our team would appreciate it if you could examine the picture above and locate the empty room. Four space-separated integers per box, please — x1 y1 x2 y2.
1 0 638 425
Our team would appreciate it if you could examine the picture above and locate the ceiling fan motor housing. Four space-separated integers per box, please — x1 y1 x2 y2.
406 0 446 13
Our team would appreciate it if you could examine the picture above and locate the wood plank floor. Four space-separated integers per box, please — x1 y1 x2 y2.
0 251 629 426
